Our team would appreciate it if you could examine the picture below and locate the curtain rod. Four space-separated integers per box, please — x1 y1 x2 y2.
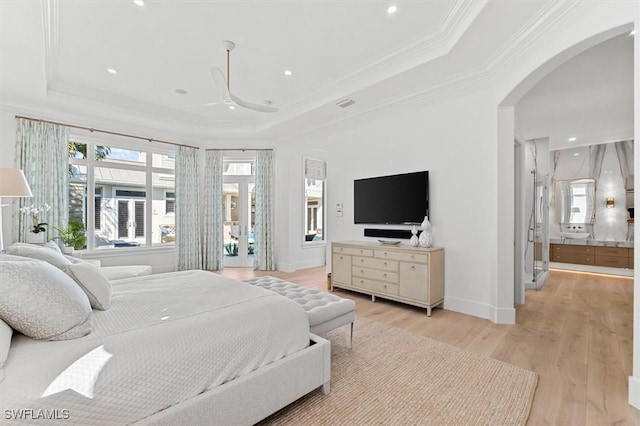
15 115 199 149
205 148 273 151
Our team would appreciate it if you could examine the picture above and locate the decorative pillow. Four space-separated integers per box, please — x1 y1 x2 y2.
0 318 12 383
5 243 72 271
67 262 113 310
0 259 92 340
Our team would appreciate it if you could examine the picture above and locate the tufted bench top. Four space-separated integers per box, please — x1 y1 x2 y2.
243 276 355 329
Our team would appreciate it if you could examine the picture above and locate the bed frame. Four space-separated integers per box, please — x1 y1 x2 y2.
134 333 331 425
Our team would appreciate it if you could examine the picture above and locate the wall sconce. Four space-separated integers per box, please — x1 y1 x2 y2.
606 197 615 208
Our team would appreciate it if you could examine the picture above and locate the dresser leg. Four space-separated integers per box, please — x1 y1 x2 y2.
371 294 376 302
427 306 432 317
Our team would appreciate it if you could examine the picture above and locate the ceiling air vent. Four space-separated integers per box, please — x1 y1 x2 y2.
336 98 355 108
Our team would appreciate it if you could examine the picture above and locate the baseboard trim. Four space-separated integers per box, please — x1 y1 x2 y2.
629 376 640 409
445 296 515 324
277 259 326 273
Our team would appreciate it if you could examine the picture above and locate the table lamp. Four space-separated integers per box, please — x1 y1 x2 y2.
0 168 33 250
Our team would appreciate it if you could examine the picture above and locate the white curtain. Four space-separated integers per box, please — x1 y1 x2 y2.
202 150 224 270
254 150 275 270
13 118 69 243
175 146 202 271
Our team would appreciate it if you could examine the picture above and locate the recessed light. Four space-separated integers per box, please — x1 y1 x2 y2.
175 89 187 95
630 30 636 37
133 0 145 6
229 106 236 110
387 5 397 14
573 153 580 156
568 137 577 141
107 68 117 74
284 70 292 76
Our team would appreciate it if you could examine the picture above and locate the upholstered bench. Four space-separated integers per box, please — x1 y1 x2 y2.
244 276 355 347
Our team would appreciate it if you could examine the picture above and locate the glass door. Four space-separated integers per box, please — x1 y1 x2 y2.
532 171 549 289
223 179 255 267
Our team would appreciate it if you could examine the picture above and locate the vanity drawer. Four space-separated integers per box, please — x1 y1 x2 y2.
333 245 374 257
551 244 594 255
375 250 428 264
352 266 398 284
595 246 628 258
552 252 594 265
594 255 629 268
353 256 398 271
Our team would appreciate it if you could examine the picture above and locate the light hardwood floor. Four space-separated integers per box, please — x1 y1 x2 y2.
219 266 640 425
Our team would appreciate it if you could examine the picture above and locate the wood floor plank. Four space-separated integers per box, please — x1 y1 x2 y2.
218 266 640 424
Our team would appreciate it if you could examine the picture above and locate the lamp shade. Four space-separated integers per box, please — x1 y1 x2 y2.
0 168 33 197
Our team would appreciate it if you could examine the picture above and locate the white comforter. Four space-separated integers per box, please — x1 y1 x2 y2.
0 271 309 425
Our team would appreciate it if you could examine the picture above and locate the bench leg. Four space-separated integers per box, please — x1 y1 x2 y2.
346 322 354 349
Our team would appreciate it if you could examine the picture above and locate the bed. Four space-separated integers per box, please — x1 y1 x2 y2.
0 257 331 425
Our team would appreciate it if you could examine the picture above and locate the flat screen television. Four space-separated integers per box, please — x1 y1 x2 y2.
354 170 429 224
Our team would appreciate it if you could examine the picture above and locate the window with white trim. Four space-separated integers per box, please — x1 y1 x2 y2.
303 158 326 244
68 140 175 250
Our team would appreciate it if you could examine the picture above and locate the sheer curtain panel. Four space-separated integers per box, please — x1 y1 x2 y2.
175 146 202 270
13 118 69 243
203 150 224 270
254 150 275 270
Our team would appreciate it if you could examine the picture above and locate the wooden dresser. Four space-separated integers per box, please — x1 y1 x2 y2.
331 241 444 316
551 243 634 269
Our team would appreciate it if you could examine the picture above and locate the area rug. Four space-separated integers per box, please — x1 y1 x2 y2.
260 317 537 425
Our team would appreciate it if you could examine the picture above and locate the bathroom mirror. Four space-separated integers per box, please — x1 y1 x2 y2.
554 178 596 224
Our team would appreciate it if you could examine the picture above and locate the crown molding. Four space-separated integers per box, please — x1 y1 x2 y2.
260 0 488 133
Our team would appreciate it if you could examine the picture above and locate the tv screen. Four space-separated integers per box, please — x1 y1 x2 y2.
354 171 429 224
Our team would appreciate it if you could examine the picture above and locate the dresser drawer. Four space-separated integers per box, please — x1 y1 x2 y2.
353 256 398 271
374 250 428 263
352 277 399 296
352 266 398 284
333 245 374 257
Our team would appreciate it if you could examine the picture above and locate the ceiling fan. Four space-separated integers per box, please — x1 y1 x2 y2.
208 40 278 113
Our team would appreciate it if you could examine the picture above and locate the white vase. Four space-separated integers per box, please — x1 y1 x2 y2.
418 230 432 247
62 246 74 255
409 225 419 247
419 216 433 247
26 232 45 244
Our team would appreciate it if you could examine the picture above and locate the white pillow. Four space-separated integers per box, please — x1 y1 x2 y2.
0 259 92 340
67 262 113 310
5 243 72 271
0 319 12 383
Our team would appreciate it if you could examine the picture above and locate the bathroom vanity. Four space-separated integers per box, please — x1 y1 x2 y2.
550 239 634 269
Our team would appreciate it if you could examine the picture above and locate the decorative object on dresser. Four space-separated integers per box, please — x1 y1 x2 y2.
332 241 444 316
409 225 419 247
0 168 33 250
418 215 433 248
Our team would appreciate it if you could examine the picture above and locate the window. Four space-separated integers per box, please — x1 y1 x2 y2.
303 158 326 244
68 140 175 250
165 191 175 214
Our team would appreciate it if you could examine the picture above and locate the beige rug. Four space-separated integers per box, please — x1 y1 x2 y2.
261 317 537 425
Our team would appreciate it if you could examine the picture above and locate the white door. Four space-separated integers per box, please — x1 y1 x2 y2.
223 178 255 267
117 199 145 244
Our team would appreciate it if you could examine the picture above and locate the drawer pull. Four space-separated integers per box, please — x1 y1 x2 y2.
383 262 387 266
411 255 415 259
360 258 364 263
360 269 364 274
340 256 343 260
383 273 387 278
384 252 388 256
411 265 415 270
360 279 364 284
360 249 363 253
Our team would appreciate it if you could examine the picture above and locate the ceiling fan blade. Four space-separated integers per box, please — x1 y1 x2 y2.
230 94 278 113
210 66 232 102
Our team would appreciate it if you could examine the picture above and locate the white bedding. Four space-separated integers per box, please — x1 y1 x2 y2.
0 271 309 425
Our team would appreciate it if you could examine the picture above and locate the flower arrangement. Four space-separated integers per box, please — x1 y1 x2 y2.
19 204 51 234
